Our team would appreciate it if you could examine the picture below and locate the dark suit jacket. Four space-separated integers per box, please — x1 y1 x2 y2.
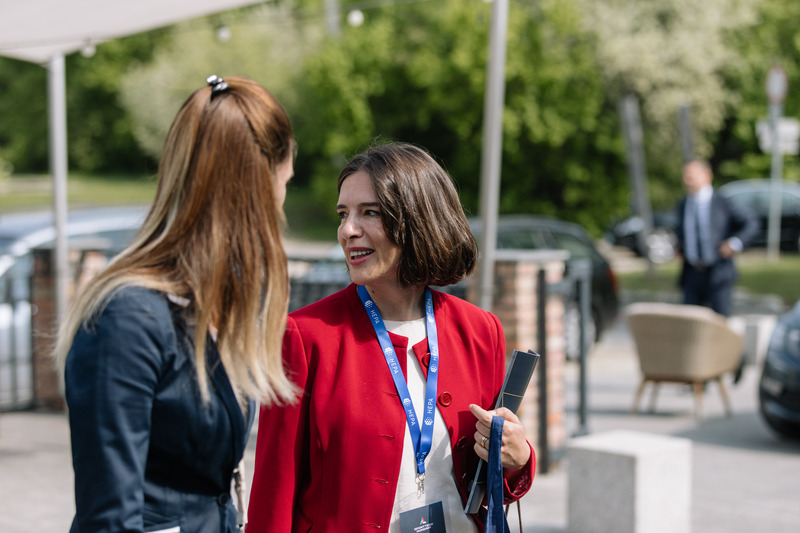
247 284 534 532
65 286 255 533
675 191 758 288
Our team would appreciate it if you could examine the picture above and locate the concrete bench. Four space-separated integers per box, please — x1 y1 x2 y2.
567 430 692 533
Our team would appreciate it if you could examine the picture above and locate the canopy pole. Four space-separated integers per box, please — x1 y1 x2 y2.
47 53 69 331
478 0 509 312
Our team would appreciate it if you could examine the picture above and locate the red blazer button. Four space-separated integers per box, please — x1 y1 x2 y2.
422 353 431 367
456 436 467 450
438 392 452 407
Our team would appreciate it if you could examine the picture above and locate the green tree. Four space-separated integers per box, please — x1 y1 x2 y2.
295 0 629 234
575 0 761 208
6 0 799 236
0 30 169 175
65 30 171 174
713 0 800 185
0 58 48 172
118 3 322 165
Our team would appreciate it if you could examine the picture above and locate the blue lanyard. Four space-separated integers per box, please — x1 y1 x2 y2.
357 284 440 482
485 416 511 533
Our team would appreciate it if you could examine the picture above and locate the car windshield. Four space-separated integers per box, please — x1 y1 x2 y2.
0 236 15 254
549 231 593 261
0 210 54 252
0 207 148 281
726 190 800 215
496 228 550 249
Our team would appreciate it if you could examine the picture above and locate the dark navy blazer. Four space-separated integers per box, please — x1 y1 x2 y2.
65 286 256 533
675 192 759 288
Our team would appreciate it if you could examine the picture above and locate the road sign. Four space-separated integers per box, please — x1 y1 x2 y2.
756 117 800 154
766 65 788 105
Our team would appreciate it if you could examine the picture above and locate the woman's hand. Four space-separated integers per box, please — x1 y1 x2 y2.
468 404 531 474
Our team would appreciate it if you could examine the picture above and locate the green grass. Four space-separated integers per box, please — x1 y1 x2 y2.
0 172 337 241
0 173 158 211
617 252 800 307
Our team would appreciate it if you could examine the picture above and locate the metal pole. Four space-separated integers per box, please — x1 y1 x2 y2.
574 259 591 437
3 276 19 407
767 102 783 262
620 95 654 273
536 268 549 474
478 0 509 312
324 0 341 36
47 54 69 331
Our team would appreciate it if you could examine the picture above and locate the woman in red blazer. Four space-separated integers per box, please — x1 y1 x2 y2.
248 143 534 532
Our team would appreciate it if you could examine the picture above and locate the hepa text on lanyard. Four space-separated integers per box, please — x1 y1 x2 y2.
357 284 440 494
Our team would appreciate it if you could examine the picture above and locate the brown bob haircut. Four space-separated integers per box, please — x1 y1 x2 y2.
337 142 478 287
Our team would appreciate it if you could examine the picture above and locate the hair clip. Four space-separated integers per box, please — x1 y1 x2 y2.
206 74 229 98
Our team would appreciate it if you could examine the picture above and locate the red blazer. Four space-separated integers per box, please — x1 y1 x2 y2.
248 284 534 532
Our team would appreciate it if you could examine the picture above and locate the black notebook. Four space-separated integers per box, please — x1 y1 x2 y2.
464 349 541 515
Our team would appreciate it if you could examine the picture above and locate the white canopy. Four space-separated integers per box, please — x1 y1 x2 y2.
0 0 263 64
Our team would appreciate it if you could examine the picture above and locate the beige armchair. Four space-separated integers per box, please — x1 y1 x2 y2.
626 302 744 419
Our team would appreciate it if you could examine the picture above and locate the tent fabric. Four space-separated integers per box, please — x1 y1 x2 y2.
0 0 263 64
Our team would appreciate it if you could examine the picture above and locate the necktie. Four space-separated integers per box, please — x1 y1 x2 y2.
693 201 704 265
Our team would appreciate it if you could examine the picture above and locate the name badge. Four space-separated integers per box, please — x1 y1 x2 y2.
398 501 447 533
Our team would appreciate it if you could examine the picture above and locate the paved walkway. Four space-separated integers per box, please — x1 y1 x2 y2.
518 317 800 532
2 244 799 531
2 316 799 532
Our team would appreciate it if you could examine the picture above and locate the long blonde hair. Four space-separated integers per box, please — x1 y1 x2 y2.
55 76 295 406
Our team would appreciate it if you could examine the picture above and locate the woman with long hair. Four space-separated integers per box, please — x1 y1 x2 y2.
56 75 296 533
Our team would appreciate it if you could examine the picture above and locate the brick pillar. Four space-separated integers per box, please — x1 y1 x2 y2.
30 248 110 410
467 250 569 465
30 248 64 410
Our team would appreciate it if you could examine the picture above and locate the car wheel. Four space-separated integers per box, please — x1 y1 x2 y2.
645 228 676 264
564 300 597 361
759 393 800 441
760 409 800 441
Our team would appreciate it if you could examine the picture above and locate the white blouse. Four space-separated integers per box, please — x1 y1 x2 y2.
385 318 479 533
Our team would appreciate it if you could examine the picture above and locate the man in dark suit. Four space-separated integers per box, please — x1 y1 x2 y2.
675 160 758 382
675 160 758 316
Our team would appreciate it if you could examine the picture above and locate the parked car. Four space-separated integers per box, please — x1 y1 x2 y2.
0 205 147 410
604 210 678 264
717 179 800 251
759 301 800 440
0 205 148 275
469 215 620 360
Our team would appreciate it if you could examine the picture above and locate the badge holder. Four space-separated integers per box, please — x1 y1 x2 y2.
399 501 447 533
